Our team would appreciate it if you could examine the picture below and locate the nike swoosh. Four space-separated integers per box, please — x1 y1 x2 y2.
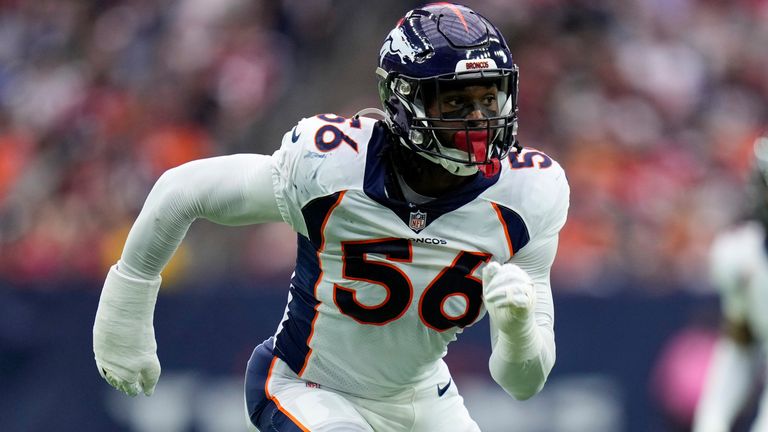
437 378 452 397
291 127 301 143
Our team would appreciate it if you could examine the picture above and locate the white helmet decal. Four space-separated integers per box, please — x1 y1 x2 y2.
379 27 421 65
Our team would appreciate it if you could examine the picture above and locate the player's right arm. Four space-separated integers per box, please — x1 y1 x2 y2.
93 153 283 397
692 231 761 432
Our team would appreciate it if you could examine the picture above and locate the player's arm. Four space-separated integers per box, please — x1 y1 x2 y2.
693 235 760 432
118 154 282 278
93 154 283 397
482 234 557 400
692 318 759 432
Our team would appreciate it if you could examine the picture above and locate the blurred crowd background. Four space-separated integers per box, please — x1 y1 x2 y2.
1 0 767 294
2 0 767 431
2 0 767 294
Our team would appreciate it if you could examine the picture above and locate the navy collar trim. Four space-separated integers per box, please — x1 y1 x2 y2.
363 123 500 233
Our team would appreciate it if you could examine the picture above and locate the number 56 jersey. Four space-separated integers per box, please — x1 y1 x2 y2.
269 114 569 398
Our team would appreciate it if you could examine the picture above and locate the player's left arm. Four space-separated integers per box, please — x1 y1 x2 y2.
483 234 558 400
482 163 569 400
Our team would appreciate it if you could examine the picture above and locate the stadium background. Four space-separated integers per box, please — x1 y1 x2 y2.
0 0 766 430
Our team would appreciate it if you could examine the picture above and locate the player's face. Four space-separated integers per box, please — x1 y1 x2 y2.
426 82 500 149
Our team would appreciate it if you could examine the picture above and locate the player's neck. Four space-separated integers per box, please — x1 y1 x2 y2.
391 148 474 199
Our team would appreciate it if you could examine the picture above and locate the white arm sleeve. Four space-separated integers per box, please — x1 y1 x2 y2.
692 337 759 432
488 233 558 400
119 154 283 279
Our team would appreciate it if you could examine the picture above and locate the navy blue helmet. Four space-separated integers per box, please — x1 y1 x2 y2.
377 3 519 177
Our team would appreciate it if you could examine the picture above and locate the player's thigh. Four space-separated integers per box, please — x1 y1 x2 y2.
349 373 480 431
257 385 375 432
412 378 480 432
244 338 373 432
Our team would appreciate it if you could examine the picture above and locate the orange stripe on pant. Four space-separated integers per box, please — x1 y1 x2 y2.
265 357 312 432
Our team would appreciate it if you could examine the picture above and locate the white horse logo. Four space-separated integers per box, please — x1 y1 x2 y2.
380 27 422 64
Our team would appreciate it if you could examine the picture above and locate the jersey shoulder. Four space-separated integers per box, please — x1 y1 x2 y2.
487 148 570 240
273 114 378 199
278 113 376 166
271 114 381 234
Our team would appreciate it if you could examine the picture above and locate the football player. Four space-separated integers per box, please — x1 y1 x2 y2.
693 136 768 432
93 4 570 431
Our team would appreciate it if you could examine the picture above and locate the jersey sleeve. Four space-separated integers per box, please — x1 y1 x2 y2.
119 154 282 279
271 119 309 236
528 161 570 241
512 160 570 264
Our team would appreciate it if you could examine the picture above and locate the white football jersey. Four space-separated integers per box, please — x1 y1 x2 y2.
710 221 768 349
269 113 569 398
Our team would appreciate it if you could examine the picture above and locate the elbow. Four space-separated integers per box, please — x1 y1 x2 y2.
490 367 546 400
143 166 196 223
149 168 178 203
151 163 199 204
154 165 188 195
489 351 554 401
508 382 544 401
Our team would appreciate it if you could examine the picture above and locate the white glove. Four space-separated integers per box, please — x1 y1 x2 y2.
482 261 536 334
93 264 162 396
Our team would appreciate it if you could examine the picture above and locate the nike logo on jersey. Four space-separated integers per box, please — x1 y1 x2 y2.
291 126 301 143
437 379 452 397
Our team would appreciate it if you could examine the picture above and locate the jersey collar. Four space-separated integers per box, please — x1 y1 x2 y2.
363 122 500 233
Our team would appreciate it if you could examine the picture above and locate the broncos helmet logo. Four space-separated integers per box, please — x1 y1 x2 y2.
379 26 428 65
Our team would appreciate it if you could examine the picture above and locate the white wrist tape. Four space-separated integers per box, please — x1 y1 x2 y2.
96 264 161 322
93 264 162 392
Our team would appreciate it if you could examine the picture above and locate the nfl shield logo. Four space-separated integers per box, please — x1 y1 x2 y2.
409 210 427 232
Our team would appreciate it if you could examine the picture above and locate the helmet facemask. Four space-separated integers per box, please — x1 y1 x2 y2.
379 66 519 177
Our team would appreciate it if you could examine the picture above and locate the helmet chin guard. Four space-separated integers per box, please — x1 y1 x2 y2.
454 130 500 178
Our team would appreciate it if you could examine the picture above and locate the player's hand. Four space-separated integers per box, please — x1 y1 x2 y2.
482 261 535 332
93 265 162 397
